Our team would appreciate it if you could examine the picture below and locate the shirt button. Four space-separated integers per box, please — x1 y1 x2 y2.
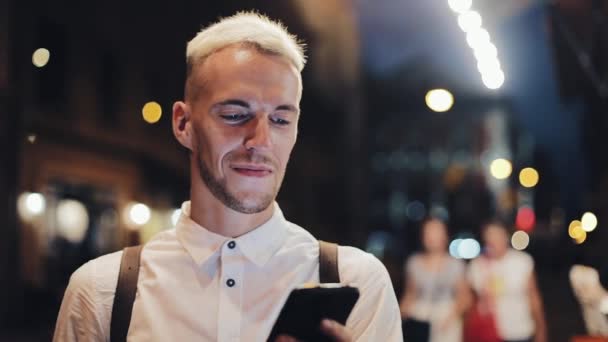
226 278 236 287
228 241 236 249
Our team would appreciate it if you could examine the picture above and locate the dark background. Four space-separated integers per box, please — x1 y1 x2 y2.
2 0 608 340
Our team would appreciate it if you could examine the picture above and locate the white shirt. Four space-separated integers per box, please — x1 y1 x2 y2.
468 250 535 340
53 201 402 341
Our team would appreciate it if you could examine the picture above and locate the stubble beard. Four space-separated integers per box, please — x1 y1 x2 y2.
197 152 279 214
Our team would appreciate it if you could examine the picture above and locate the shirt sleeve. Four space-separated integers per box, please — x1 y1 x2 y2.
340 247 403 341
53 260 106 342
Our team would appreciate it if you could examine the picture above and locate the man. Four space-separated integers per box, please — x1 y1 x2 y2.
53 12 402 341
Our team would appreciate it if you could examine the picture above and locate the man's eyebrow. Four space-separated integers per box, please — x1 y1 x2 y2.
212 99 299 114
212 99 251 109
276 104 299 113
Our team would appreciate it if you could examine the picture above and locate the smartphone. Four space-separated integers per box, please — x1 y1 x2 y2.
267 284 360 342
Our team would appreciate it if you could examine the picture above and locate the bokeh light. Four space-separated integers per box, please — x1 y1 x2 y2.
17 192 46 221
511 230 530 250
569 220 585 241
466 28 490 50
449 239 462 259
481 69 505 89
124 202 151 227
457 11 482 33
142 101 162 124
574 230 587 244
473 42 498 61
516 206 536 232
490 158 512 180
425 89 454 112
448 0 472 13
56 199 89 243
476 57 501 76
581 212 598 232
32 48 50 67
458 238 481 259
519 167 540 188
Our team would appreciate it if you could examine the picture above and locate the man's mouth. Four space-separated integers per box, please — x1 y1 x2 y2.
230 164 273 177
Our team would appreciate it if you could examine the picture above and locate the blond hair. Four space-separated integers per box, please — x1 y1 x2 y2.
186 12 306 76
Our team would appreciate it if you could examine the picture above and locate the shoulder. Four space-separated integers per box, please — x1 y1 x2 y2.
506 249 534 271
338 246 392 286
507 249 534 265
337 246 403 340
69 250 122 292
55 250 124 340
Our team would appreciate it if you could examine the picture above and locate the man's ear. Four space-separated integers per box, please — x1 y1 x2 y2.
172 101 193 151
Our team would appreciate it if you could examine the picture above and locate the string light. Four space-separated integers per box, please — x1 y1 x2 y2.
448 2 505 89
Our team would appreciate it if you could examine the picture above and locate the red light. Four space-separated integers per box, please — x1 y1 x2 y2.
516 206 536 232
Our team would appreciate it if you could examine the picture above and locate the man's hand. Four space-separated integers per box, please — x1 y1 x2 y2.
320 319 352 341
274 319 352 342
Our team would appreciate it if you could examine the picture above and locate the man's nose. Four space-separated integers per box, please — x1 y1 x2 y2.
244 116 272 150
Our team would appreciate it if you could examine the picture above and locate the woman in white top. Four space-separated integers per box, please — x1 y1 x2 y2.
468 220 547 342
400 218 471 342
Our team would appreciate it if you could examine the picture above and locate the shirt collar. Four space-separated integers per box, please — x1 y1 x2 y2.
175 201 289 267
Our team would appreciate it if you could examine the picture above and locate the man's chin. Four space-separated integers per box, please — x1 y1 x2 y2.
228 192 275 214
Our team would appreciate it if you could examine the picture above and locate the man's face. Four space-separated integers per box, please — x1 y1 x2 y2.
185 45 301 214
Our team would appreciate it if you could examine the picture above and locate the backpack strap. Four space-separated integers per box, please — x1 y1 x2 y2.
318 240 340 283
110 245 143 342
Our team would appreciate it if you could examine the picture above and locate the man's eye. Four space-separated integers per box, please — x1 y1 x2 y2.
220 113 250 122
271 117 291 126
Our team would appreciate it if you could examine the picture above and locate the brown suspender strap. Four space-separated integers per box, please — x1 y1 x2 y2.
318 240 340 284
110 245 143 342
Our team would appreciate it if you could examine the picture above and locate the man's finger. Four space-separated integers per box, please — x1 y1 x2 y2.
320 319 351 342
274 334 299 342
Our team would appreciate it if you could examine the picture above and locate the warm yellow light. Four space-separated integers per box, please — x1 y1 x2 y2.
425 89 454 112
457 10 482 33
142 101 162 124
448 0 472 13
490 158 512 180
574 230 587 244
511 231 530 250
32 48 50 67
581 212 598 232
569 220 585 239
519 167 540 188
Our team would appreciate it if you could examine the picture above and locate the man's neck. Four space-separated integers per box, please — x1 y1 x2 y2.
189 187 275 238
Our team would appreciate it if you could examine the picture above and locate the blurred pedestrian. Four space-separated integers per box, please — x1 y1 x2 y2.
400 218 471 342
467 220 547 342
